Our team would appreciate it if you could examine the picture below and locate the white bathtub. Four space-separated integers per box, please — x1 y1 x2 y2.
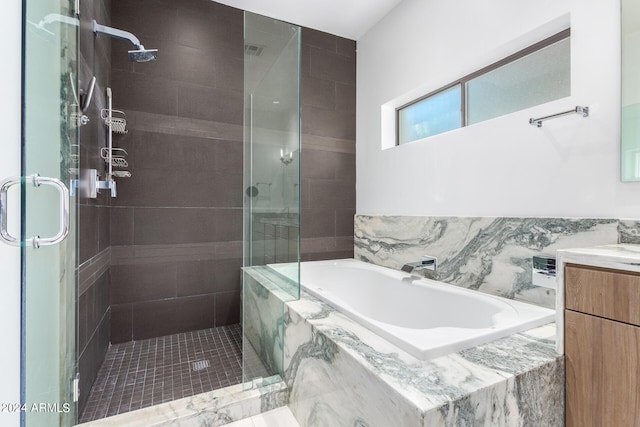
268 259 555 361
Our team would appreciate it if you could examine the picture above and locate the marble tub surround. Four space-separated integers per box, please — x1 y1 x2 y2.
242 268 291 379
244 266 564 427
556 244 640 354
355 215 620 308
76 380 288 427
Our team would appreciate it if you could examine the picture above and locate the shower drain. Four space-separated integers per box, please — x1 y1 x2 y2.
192 360 210 372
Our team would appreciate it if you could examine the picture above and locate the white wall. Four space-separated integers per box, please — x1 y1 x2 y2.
357 0 640 218
0 1 23 426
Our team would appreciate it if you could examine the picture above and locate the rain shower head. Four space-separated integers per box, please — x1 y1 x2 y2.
92 20 158 62
128 48 158 63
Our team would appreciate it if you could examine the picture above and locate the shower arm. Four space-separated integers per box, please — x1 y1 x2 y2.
40 13 79 29
92 20 144 50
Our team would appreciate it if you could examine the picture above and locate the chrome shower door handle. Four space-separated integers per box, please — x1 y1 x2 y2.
0 176 21 246
31 174 70 248
0 174 70 248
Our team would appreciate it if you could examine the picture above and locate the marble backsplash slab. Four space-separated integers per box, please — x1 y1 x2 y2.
354 216 622 308
619 219 640 244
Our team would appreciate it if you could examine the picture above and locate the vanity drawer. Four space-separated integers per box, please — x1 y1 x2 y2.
565 309 640 426
565 264 640 326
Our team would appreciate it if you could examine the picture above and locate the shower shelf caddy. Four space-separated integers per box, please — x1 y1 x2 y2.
98 88 131 197
100 147 128 168
101 108 128 134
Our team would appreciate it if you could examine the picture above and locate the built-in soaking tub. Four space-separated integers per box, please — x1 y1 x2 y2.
268 259 555 361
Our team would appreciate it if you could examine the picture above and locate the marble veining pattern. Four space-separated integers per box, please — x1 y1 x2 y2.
355 215 618 308
242 270 287 378
76 381 288 427
285 308 422 426
243 266 564 427
457 329 558 376
618 219 640 244
428 359 563 426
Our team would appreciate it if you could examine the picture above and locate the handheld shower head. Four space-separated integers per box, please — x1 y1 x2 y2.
128 48 158 63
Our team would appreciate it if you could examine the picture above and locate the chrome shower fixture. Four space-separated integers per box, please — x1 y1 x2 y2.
92 20 158 62
128 49 158 63
280 149 294 165
80 76 96 112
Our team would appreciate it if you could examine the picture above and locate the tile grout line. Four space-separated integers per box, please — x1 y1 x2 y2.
81 324 253 422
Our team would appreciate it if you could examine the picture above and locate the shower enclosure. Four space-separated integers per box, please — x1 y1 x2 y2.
242 12 301 387
10 1 301 425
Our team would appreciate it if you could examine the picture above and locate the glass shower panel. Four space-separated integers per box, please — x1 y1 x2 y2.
242 12 301 389
22 0 79 425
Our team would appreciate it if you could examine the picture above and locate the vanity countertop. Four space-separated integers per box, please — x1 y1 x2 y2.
556 243 640 354
557 243 640 271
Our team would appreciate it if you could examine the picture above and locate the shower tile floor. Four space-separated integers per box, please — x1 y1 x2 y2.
80 324 269 423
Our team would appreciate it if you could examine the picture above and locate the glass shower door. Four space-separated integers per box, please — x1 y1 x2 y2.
242 12 301 388
20 0 79 424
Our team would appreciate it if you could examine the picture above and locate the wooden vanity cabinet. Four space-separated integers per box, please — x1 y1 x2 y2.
565 264 640 427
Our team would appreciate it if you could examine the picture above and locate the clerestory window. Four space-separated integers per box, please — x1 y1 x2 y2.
397 29 571 145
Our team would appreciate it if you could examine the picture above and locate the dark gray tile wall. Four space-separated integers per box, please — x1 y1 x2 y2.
300 28 356 261
109 0 244 343
78 270 111 413
78 0 112 413
251 217 299 266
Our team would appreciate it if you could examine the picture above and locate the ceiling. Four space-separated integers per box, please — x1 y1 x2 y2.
213 0 404 40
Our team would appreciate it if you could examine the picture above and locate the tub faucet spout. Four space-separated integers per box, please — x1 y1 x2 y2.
401 256 437 274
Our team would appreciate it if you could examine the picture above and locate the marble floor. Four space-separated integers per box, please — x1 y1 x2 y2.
80 324 268 422
226 407 300 427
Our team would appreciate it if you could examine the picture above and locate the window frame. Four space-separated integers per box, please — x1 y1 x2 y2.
395 28 570 146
